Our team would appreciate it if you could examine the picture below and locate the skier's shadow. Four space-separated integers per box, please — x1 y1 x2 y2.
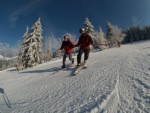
0 88 11 108
66 68 77 77
20 67 61 74
8 69 16 72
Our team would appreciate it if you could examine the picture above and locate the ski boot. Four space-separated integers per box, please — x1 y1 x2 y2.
62 64 66 68
77 64 81 68
83 60 87 68
72 58 74 65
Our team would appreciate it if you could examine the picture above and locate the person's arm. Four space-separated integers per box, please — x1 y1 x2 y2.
68 40 75 47
59 42 64 50
75 37 81 47
87 35 93 45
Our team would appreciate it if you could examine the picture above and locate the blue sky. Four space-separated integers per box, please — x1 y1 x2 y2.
0 0 150 48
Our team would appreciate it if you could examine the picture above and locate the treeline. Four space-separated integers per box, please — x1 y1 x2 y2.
123 25 150 43
3 17 149 71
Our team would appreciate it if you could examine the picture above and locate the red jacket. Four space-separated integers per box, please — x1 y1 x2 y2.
60 40 75 53
76 33 93 50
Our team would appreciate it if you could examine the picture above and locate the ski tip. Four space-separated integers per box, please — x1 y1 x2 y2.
83 67 87 69
73 72 78 75
73 73 77 75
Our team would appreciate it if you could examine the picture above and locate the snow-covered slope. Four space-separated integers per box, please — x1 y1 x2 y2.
0 55 18 68
5 56 18 60
0 55 17 61
0 41 150 113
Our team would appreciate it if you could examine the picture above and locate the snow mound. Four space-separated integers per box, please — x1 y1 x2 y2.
0 54 4 58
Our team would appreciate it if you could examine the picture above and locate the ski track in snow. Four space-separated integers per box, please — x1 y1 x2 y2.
0 41 150 113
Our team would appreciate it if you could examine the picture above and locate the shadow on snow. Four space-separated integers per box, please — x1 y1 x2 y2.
0 88 11 108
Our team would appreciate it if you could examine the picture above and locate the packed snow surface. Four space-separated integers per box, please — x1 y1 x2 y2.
0 41 150 113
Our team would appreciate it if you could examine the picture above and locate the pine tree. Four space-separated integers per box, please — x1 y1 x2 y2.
106 22 125 47
43 36 52 62
84 17 95 51
95 27 107 50
28 17 43 67
19 26 29 69
17 41 23 68
20 18 43 68
84 17 94 36
106 21 114 47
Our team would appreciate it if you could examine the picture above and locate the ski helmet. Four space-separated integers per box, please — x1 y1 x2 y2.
63 36 69 41
64 36 68 39
79 28 85 33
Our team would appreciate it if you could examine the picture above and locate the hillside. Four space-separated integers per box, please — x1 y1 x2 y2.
0 56 18 69
0 41 150 113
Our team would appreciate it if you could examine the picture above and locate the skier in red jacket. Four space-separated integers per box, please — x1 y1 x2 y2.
75 28 93 68
59 36 75 68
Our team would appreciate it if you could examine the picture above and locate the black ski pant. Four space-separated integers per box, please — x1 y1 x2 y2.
77 49 90 65
63 53 73 65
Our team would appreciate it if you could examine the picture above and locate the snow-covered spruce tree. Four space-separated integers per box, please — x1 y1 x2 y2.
21 18 43 68
84 17 94 36
106 21 125 48
27 17 43 67
106 22 113 47
17 40 23 69
18 26 29 69
56 38 63 58
50 37 63 59
43 36 52 62
17 41 23 67
95 27 107 50
84 17 95 51
52 37 62 50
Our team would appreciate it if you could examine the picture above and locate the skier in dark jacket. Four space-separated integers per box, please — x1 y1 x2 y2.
75 28 93 68
59 36 75 68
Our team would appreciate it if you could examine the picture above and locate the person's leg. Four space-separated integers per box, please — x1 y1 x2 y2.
84 50 90 62
62 53 68 68
83 50 90 67
68 53 74 64
77 49 84 66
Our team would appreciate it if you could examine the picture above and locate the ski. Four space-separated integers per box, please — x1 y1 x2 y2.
52 64 74 74
67 64 75 69
73 64 88 75
73 68 80 75
73 65 84 75
52 68 65 74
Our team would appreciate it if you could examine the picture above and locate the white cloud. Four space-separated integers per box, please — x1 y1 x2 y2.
0 43 9 49
131 16 143 26
10 0 49 28
0 43 18 57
